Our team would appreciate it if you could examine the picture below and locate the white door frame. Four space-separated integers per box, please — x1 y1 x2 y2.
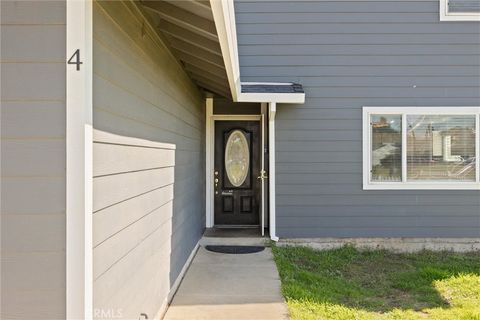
267 102 278 241
205 99 267 230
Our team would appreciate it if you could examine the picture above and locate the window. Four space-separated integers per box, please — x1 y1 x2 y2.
371 114 402 182
363 107 480 190
225 130 250 187
440 0 480 21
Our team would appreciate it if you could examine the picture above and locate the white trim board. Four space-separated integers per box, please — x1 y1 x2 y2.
66 0 93 319
204 103 279 241
93 129 176 150
268 102 278 241
363 106 480 190
205 98 214 228
439 0 480 21
210 0 305 104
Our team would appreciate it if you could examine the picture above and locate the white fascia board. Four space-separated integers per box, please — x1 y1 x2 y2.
242 82 295 86
210 0 240 101
237 91 305 104
210 0 305 104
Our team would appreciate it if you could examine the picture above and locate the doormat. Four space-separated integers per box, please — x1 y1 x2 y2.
205 245 265 254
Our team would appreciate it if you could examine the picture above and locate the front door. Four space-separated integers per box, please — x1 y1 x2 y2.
214 121 261 226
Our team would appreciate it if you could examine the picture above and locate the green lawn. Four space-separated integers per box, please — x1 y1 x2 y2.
272 245 480 320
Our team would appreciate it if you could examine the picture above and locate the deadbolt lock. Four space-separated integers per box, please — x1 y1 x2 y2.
257 170 268 180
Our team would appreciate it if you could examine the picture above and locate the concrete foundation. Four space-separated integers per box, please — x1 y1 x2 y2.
278 238 480 253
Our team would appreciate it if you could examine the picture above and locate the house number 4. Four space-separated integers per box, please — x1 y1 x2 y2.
67 49 83 71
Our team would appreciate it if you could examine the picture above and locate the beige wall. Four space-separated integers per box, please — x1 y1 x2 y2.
93 1 205 319
1 1 67 319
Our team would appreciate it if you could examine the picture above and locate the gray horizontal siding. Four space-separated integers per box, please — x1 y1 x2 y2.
92 1 204 319
0 1 66 319
236 1 439 12
238 23 480 34
242 66 480 77
239 34 480 45
235 0 480 238
239 44 480 55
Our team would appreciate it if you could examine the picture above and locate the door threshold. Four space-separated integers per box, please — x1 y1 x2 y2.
204 227 265 239
214 225 260 229
202 227 267 246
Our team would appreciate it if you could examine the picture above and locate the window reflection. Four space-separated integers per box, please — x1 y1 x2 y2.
407 115 476 181
371 115 402 182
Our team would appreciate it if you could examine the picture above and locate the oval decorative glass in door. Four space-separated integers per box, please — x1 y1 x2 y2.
225 130 250 187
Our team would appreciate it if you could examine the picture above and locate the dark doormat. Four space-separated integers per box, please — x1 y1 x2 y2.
205 245 265 254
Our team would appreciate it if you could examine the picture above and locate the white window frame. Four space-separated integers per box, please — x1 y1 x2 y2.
440 0 480 21
363 106 480 190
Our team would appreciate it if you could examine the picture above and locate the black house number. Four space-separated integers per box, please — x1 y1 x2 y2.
67 49 83 71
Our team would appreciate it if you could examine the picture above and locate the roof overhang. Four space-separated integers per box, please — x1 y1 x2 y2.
141 0 305 104
210 0 305 104
141 0 232 99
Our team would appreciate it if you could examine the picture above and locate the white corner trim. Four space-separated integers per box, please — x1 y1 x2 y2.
154 241 200 320
363 106 480 190
268 102 278 242
66 0 93 319
439 0 480 21
210 0 305 104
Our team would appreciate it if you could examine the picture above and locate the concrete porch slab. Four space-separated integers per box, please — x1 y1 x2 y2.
163 246 289 320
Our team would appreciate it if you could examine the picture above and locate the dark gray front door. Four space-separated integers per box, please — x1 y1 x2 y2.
214 121 261 225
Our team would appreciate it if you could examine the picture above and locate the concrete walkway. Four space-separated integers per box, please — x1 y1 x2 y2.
163 246 289 320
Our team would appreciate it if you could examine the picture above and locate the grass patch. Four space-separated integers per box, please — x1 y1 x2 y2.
272 245 480 320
